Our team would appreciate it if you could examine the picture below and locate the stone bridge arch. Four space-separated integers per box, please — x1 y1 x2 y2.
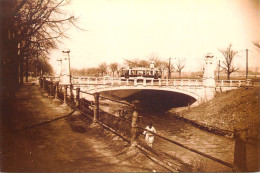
85 86 204 108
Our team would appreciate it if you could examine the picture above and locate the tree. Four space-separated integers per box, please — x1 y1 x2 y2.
109 63 118 77
253 41 260 51
99 63 107 76
173 58 185 78
124 58 149 68
0 0 80 101
147 53 166 78
219 44 239 80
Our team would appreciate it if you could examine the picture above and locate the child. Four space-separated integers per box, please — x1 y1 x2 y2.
143 122 156 147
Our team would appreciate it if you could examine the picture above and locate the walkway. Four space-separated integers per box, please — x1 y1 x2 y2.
0 82 168 172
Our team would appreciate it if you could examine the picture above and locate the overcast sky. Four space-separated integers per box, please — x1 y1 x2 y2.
50 0 260 73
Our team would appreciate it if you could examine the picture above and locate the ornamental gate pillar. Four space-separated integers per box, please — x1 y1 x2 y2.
59 49 71 85
203 53 216 101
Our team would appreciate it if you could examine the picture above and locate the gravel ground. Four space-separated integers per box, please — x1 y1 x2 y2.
0 84 169 172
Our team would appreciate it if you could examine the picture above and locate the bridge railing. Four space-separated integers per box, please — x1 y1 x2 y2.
71 76 204 87
216 79 252 87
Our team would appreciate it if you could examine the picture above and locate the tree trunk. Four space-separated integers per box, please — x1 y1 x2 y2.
19 58 24 86
25 57 29 82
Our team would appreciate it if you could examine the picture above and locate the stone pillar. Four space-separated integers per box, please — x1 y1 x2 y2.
233 124 248 172
93 92 100 123
143 78 146 87
203 53 216 101
134 79 137 86
131 100 140 146
76 87 80 109
59 49 71 85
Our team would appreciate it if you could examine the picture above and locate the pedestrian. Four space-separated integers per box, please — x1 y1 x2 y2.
143 122 156 147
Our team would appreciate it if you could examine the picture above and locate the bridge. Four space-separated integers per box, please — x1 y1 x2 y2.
47 52 252 108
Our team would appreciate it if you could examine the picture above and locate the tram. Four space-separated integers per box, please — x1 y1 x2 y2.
120 66 161 81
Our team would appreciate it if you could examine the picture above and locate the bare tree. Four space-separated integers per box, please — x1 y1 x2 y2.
219 44 239 80
124 58 149 68
173 58 185 78
0 0 80 100
253 41 260 52
253 41 260 48
109 63 118 77
99 62 108 76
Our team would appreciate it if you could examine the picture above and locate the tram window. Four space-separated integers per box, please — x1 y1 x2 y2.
138 71 143 75
131 70 137 75
150 71 153 75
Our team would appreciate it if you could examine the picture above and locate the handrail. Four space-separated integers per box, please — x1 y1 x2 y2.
40 77 236 170
138 126 233 168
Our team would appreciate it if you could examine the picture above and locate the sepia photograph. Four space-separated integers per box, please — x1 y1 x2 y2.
0 0 259 172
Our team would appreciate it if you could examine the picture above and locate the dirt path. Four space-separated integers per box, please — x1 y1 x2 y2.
1 84 168 172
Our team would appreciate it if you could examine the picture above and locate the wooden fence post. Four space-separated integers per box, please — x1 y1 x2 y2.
233 124 248 172
48 82 54 98
63 85 68 105
93 92 100 123
42 77 46 92
53 83 59 101
39 77 42 89
131 100 140 146
76 87 80 109
70 84 74 102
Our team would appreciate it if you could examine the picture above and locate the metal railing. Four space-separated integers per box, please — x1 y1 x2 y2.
39 76 250 172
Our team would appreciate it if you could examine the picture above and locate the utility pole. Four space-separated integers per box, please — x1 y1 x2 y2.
168 57 171 79
218 60 220 80
246 49 248 79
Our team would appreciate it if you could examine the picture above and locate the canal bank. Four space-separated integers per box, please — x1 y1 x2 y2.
168 86 259 142
100 85 259 171
0 83 171 172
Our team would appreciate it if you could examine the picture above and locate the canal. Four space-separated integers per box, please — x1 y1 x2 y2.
78 89 258 172
140 112 259 172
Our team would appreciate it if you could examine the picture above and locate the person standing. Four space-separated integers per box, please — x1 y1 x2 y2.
143 122 156 147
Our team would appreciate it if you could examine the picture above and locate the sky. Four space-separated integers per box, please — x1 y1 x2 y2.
50 0 260 73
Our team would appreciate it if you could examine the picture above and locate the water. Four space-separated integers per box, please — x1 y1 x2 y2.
141 113 234 171
75 88 259 172
140 113 259 172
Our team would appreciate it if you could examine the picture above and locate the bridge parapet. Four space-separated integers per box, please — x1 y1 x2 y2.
71 77 204 87
216 79 252 87
43 76 252 103
70 76 251 88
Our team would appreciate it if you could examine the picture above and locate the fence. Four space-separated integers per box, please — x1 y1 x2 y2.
39 76 249 172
